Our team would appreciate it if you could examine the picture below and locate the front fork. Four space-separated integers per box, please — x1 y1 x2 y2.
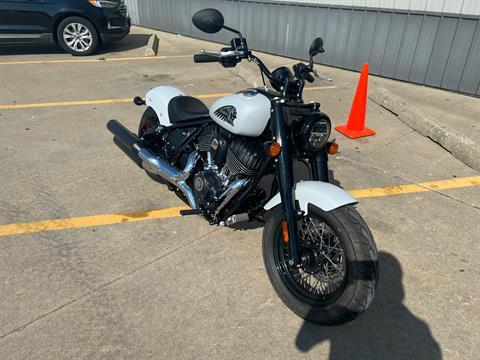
310 147 329 182
271 101 330 266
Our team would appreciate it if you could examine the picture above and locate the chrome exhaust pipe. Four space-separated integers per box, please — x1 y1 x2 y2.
107 120 198 209
215 178 249 215
136 147 199 209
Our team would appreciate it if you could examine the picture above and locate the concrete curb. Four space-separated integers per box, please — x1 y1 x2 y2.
144 34 159 57
369 87 480 171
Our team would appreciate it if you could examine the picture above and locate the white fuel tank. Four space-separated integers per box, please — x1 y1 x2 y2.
210 89 270 137
145 85 186 126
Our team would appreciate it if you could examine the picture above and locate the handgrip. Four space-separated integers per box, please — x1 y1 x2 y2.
304 73 315 83
193 53 219 63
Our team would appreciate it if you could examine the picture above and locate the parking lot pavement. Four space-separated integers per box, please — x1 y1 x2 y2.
0 27 479 359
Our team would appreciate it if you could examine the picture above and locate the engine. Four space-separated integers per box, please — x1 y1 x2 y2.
193 131 266 214
193 170 223 209
149 122 267 217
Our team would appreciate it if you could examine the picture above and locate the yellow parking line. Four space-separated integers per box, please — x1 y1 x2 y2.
0 176 478 237
0 86 336 110
0 55 192 65
0 98 132 110
0 206 190 237
305 85 337 91
349 175 480 198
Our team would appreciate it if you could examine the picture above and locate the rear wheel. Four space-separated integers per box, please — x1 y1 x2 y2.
57 17 99 56
138 107 167 184
262 204 378 325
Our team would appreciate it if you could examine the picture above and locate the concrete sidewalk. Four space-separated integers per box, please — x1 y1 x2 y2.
369 83 480 171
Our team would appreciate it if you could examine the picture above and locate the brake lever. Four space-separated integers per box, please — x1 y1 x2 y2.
313 68 333 81
200 49 220 56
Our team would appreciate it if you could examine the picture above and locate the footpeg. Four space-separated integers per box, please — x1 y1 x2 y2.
224 213 250 226
180 209 202 216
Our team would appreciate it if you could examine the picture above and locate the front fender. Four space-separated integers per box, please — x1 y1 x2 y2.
264 181 357 214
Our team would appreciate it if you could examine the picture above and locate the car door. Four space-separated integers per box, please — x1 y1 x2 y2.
0 0 52 43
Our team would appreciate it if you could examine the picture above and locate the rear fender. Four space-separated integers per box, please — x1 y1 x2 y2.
145 86 185 126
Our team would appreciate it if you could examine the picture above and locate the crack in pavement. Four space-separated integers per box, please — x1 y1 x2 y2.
363 129 415 156
0 227 219 341
114 62 158 83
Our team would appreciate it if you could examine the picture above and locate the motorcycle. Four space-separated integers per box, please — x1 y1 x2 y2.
107 8 378 325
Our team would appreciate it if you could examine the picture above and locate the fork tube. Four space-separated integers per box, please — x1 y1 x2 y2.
271 100 300 266
310 148 329 182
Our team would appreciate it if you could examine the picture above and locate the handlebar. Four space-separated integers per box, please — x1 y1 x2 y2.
193 52 220 63
194 49 247 69
193 46 325 99
304 72 315 83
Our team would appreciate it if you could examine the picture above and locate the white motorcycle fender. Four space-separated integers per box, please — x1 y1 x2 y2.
145 85 186 126
264 181 357 214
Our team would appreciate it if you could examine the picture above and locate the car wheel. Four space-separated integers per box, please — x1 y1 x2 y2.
57 17 99 56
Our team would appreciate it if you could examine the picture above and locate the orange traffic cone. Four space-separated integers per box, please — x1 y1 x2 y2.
335 63 375 139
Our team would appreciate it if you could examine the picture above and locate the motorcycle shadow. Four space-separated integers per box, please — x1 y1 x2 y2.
295 251 442 360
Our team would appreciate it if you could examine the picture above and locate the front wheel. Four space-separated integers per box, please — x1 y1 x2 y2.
262 204 378 325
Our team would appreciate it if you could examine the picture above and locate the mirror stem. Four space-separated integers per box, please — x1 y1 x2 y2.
222 24 241 36
221 25 248 54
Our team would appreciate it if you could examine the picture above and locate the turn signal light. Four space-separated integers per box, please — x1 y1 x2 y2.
267 141 282 157
327 141 339 155
282 220 289 243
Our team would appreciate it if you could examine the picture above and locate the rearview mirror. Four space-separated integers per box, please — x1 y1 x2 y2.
309 37 325 58
192 8 224 34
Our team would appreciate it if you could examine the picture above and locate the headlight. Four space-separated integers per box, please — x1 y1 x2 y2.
88 0 118 8
297 113 331 152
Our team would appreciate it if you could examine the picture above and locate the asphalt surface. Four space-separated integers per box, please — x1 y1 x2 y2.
0 27 479 360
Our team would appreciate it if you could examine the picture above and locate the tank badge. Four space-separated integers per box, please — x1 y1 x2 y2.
214 105 237 126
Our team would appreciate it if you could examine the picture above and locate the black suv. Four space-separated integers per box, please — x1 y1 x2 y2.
0 0 131 55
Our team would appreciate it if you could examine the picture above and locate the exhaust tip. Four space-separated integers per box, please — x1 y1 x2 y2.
107 119 142 151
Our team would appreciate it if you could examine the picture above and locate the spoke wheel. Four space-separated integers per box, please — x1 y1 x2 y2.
276 214 348 305
263 204 378 325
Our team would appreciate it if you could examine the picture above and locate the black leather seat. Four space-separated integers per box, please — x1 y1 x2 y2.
168 95 209 124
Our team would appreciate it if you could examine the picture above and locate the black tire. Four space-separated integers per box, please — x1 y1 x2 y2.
138 106 159 136
56 17 99 56
138 107 167 184
262 204 378 325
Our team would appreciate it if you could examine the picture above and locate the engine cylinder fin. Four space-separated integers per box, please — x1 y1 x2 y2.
226 137 265 177
197 123 218 152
